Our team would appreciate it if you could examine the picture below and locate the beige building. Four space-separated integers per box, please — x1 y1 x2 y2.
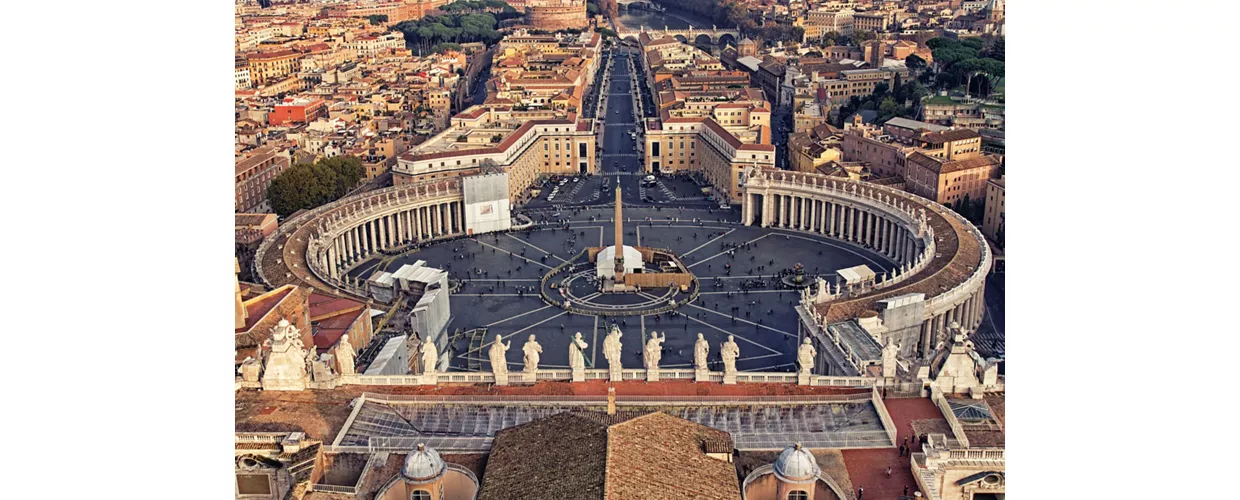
235 145 291 213
394 106 595 203
904 133 1000 207
982 175 1004 245
644 116 775 203
248 49 301 86
347 32 405 58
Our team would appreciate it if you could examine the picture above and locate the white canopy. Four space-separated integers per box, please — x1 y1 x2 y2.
836 265 876 284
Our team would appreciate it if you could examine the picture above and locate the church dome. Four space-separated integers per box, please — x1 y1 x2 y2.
402 443 446 484
773 443 820 483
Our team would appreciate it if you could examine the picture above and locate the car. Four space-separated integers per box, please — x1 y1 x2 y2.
572 178 579 183
719 203 730 209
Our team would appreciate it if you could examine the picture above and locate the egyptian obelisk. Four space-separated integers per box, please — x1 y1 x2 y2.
614 186 625 280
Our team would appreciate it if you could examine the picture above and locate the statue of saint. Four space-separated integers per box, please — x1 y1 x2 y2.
720 335 740 375
644 332 665 371
523 334 543 373
882 339 900 377
797 337 817 375
489 334 511 375
603 324 624 371
569 332 588 372
421 342 438 375
693 333 709 371
334 334 356 376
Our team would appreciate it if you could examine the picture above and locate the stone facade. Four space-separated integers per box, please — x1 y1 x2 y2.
525 1 589 31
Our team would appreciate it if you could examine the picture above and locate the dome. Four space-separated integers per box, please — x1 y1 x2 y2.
402 443 446 484
773 443 820 483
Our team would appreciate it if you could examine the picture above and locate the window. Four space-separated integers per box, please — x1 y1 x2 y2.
412 491 431 500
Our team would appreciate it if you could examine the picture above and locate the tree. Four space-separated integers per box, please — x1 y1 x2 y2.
366 14 389 26
905 54 927 72
266 157 364 217
985 37 1004 61
853 30 876 45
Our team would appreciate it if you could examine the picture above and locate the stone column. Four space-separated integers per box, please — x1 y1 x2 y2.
379 217 388 250
432 205 440 236
440 204 448 235
351 227 360 260
884 218 892 255
829 203 836 236
460 201 467 234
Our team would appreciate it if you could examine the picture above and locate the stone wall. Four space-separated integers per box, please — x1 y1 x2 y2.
526 4 589 31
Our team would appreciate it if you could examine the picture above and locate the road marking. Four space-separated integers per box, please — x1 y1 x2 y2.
681 313 781 354
681 228 736 257
772 229 894 270
471 238 554 270
486 305 553 327
687 233 771 269
684 303 799 339
506 234 568 263
463 311 569 355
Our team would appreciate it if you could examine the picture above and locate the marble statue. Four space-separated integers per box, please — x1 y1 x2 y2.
261 319 309 391
568 332 588 372
489 334 511 375
693 333 709 371
333 335 356 376
882 339 900 378
720 335 740 375
523 334 543 373
603 324 624 370
421 342 438 375
797 337 817 375
644 332 665 371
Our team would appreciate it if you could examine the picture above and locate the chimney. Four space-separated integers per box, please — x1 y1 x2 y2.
607 387 616 415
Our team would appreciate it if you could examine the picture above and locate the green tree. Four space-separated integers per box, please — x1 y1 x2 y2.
366 14 389 26
985 37 1004 61
905 54 927 72
266 157 364 217
853 30 876 45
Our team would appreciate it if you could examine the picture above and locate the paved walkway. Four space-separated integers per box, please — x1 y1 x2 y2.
841 397 945 500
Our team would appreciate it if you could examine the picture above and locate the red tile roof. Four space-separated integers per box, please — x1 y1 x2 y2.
236 287 293 334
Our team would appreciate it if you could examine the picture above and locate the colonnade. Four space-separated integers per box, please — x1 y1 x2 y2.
320 200 466 281
919 281 989 357
743 191 921 267
740 171 991 360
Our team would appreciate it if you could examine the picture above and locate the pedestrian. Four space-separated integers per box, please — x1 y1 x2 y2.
899 444 905 456
903 486 909 496
857 487 863 500
886 466 892 478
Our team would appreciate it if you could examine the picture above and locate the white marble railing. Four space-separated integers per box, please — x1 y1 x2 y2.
748 169 990 326
340 369 879 387
927 206 992 313
931 388 971 448
234 432 289 443
947 448 1005 461
872 386 899 445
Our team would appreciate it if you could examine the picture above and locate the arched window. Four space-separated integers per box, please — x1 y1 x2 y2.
412 491 431 500
787 491 808 500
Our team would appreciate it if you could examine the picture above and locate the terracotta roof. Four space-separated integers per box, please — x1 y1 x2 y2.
478 411 739 500
478 412 607 500
236 286 293 334
605 412 740 499
921 128 979 144
908 152 999 174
